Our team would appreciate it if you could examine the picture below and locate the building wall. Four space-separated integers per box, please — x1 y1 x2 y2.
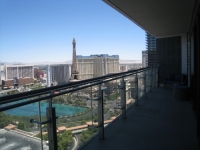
18 66 33 78
5 65 34 80
191 32 194 75
156 36 182 83
77 58 94 80
146 32 157 66
142 50 148 67
0 66 4 85
107 58 119 74
6 66 18 79
147 50 157 66
93 57 103 78
47 65 51 87
77 54 119 80
146 32 156 51
181 33 187 74
47 64 70 86
188 6 200 136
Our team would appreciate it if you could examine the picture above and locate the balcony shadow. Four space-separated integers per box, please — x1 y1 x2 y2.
80 87 199 150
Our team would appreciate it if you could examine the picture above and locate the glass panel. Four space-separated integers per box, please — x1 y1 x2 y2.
103 78 121 127
148 69 151 92
34 100 49 150
53 85 99 150
0 78 46 97
125 74 136 108
145 70 149 92
0 98 49 150
138 72 143 99
148 69 152 92
78 86 98 148
105 78 122 122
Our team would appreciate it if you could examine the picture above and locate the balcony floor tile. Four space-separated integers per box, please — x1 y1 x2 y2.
80 87 199 150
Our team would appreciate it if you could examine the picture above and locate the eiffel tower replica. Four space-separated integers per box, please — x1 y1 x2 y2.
69 38 80 82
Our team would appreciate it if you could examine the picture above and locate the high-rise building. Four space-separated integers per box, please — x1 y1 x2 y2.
1 65 34 88
146 32 157 66
4 65 34 80
0 65 4 86
146 32 156 51
47 65 52 87
46 64 71 87
0 72 1 86
142 50 148 67
77 54 119 80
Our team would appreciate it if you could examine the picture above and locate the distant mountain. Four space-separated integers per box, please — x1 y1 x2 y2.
119 59 142 64
1 62 24 65
1 59 142 65
1 60 72 65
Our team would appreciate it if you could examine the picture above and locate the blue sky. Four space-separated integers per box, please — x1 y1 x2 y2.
0 0 146 63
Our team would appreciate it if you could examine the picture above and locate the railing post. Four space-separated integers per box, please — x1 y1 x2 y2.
143 72 147 98
151 68 154 88
120 77 126 119
152 67 156 88
47 91 58 150
150 68 153 92
152 67 155 89
135 74 139 106
98 84 104 140
156 67 158 87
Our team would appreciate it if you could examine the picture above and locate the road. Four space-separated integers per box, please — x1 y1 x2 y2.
0 89 17 94
0 129 48 150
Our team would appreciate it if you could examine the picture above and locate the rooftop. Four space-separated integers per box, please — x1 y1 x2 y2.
76 54 119 59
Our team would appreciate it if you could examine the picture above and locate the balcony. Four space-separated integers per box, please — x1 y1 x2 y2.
0 66 161 150
80 87 199 150
1 0 199 149
1 65 199 150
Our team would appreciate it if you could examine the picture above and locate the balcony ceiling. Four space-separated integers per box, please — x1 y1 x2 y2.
103 0 196 38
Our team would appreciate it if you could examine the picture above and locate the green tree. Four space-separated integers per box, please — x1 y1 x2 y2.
57 131 72 150
67 99 72 104
104 107 109 114
75 101 81 106
110 92 120 101
67 123 76 128
35 133 48 141
80 128 98 145
81 120 86 125
18 122 25 130
93 115 98 123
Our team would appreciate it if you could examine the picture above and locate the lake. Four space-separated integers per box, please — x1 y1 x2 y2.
2 101 87 117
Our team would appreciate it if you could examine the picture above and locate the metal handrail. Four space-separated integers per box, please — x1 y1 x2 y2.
0 65 159 112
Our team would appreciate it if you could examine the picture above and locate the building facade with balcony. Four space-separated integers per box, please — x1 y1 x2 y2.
146 32 157 66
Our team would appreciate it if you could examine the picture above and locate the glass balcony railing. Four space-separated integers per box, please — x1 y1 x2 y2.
0 65 159 150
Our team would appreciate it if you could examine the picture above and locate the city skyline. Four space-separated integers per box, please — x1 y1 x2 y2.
0 0 146 63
